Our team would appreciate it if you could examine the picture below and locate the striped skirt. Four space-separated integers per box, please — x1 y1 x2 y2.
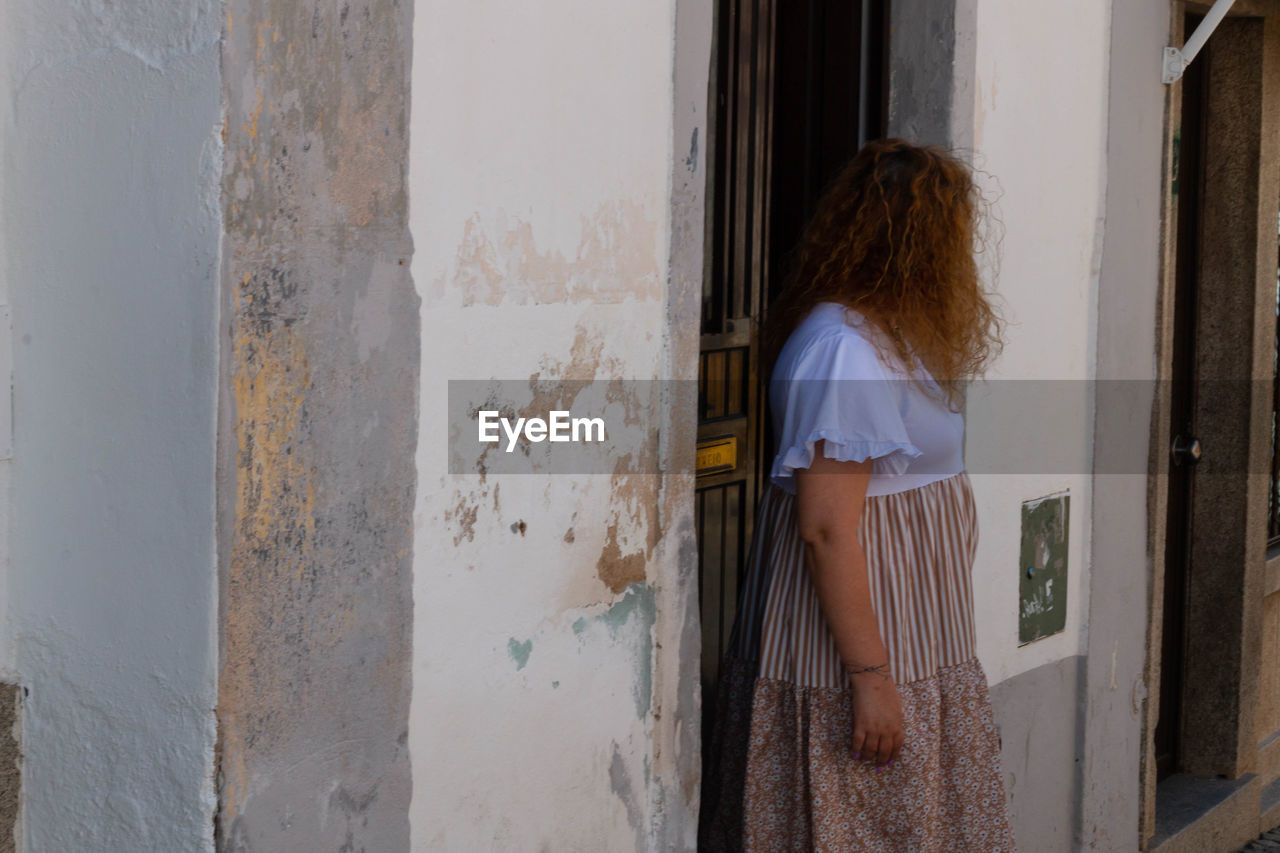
699 470 1016 852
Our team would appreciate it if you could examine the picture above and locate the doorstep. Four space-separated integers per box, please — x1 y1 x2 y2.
1148 772 1261 853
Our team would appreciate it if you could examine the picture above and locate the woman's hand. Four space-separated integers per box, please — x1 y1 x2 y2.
848 667 904 768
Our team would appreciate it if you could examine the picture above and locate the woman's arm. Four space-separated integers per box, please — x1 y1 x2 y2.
795 440 904 768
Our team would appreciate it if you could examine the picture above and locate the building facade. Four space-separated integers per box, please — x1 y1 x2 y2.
0 0 1275 850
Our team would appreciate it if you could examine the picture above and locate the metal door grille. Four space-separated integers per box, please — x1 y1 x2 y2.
697 0 889 729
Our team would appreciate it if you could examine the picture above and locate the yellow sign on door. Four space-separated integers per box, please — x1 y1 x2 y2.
696 436 737 477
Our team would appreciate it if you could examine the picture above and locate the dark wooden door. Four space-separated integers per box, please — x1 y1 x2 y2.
1156 12 1207 781
697 0 889 770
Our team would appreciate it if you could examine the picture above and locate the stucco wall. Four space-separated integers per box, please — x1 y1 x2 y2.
892 0 1110 684
0 22 15 847
1 0 223 848
964 0 1110 685
214 0 419 850
408 0 709 848
0 14 11 685
958 1 1113 848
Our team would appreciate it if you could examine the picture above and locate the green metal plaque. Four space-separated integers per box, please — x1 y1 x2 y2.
1018 491 1070 645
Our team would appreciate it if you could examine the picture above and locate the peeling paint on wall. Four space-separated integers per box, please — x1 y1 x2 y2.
595 466 660 593
597 522 647 593
439 201 663 307
407 1 710 848
609 742 646 853
572 584 657 720
508 637 533 670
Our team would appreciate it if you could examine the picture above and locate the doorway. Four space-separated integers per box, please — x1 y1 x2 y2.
1151 10 1276 788
696 0 889 775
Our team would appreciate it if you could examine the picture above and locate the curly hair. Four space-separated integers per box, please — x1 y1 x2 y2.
763 138 1003 411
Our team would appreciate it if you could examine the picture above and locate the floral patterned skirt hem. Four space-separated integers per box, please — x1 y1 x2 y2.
701 653 1016 852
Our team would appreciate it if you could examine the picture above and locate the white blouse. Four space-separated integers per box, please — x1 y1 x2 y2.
768 301 965 497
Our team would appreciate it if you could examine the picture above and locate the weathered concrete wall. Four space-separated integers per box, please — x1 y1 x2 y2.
215 0 419 850
1 0 224 848
989 655 1085 852
888 0 957 146
408 0 710 848
1085 0 1169 847
655 1 715 848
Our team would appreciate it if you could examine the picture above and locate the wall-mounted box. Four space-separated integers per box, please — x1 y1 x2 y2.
1019 490 1069 644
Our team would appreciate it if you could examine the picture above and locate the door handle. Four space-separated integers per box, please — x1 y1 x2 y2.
1171 434 1202 465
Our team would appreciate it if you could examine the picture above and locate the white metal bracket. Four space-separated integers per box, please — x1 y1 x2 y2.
1163 0 1238 84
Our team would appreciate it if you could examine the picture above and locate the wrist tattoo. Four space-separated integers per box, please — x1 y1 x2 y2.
842 661 891 680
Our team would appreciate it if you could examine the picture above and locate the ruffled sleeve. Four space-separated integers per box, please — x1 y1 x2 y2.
769 328 922 493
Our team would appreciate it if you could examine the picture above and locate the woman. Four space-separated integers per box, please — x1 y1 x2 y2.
699 138 1015 851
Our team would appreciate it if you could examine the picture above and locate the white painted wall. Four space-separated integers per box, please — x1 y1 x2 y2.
1 0 222 849
961 0 1112 684
408 0 703 849
0 0 17 687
